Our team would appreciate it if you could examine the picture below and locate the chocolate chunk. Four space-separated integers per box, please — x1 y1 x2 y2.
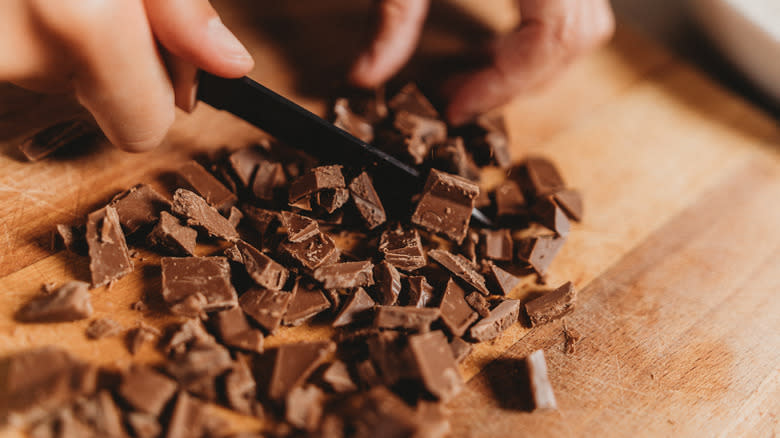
322 360 358 393
126 412 160 438
438 279 479 337
355 360 382 388
161 257 238 317
313 261 374 289
227 205 244 228
405 276 433 307
374 306 440 331
171 189 239 242
283 280 330 326
514 157 566 198
279 232 340 271
315 188 350 214
484 261 521 295
286 385 324 431
465 292 490 318
165 343 233 389
118 365 178 416
347 87 388 123
240 288 292 334
288 165 345 204
467 114 511 168
526 349 557 410
525 281 577 326
494 180 527 218
126 324 158 355
86 206 133 287
332 287 375 327
224 354 257 415
552 189 583 222
85 318 121 339
176 160 237 211
333 98 374 143
109 183 171 234
225 240 289 290
348 386 422 438
16 281 92 323
428 249 490 295
469 299 520 342
348 172 386 229
228 146 266 188
268 341 336 401
392 110 448 164
479 229 513 261
411 169 479 244
366 331 408 386
74 390 125 437
516 234 566 275
431 137 481 181
378 226 426 271
147 211 197 256
448 337 472 363
241 205 280 237
532 197 571 237
18 118 98 162
388 83 439 118
252 160 287 201
166 392 205 438
163 319 214 355
210 307 264 353
280 211 319 243
563 320 582 354
371 261 401 306
55 224 87 256
407 330 464 402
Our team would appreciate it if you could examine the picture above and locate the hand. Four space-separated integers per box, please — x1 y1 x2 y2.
349 0 615 125
0 0 254 152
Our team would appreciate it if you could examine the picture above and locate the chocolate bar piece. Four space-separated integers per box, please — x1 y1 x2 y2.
465 114 511 168
388 83 439 118
514 157 566 198
239 288 292 334
224 355 257 415
171 189 240 242
126 323 159 355
494 180 526 218
525 281 577 326
241 205 280 237
332 287 375 327
411 169 479 244
268 341 336 401
109 183 171 234
525 349 557 410
322 360 358 393
532 197 570 237
428 249 490 295
552 189 583 222
469 299 520 342
283 280 330 326
378 225 426 271
280 211 319 243
126 412 161 438
118 365 178 416
348 386 422 438
16 281 92 322
253 160 287 201
166 392 206 438
372 261 401 306
161 257 238 317
448 337 472 363
431 137 481 181
18 118 98 162
288 165 345 204
484 261 521 295
165 343 233 389
225 240 289 290
55 224 88 256
279 232 340 271
438 279 478 337
163 319 215 355
315 188 350 214
86 206 133 287
227 205 243 228
479 229 513 261
210 307 264 353
465 292 490 318
286 385 324 431
348 172 386 229
406 276 433 307
374 306 440 331
333 98 374 143
228 146 267 187
313 261 374 289
393 110 447 165
147 211 197 256
85 318 121 339
516 234 566 275
407 330 464 402
176 160 237 211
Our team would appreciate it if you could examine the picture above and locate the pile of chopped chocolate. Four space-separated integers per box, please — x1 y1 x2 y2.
5 84 583 437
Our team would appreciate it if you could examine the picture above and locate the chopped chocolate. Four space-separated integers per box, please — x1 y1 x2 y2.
465 292 491 318
378 225 426 271
86 205 133 287
147 211 197 256
163 319 214 355
279 232 340 271
18 118 98 161
166 391 205 438
438 279 479 337
268 341 336 401
241 205 280 237
348 386 421 438
118 365 178 416
55 224 87 256
225 240 289 290
286 385 324 431
428 249 490 295
333 98 374 143
371 261 401 306
348 87 388 123
525 281 577 326
332 288 375 327
280 211 319 243
227 205 244 228
484 261 521 295
392 110 448 164
514 157 566 198
407 330 463 402
165 343 233 388
126 412 161 438
126 324 158 355
374 306 440 331
313 261 374 289
161 256 238 317
366 331 408 386
388 83 439 119
224 354 257 415
532 197 571 237
315 188 350 214
405 275 433 307
411 169 479 244
176 160 237 211
74 390 125 437
85 318 121 339
469 299 520 342
228 146 267 188
479 229 513 261
431 137 481 181
552 189 583 222
171 188 240 242
283 280 330 326
563 320 582 354
16 281 92 323
494 180 527 218
516 234 566 275
252 160 287 201
210 307 264 353
109 183 171 234
461 230 480 265
239 288 292 334
448 337 472 363
466 114 511 168
355 360 382 388
288 165 345 204
525 349 557 410
322 360 358 393
348 172 386 229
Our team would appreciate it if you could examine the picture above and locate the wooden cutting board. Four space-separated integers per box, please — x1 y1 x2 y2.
1 1 778 436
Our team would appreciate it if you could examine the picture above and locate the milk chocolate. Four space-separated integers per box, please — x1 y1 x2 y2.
465 292 490 318
227 205 244 228
525 281 577 326
118 365 178 416
332 98 374 143
516 234 566 276
147 211 197 256
469 299 520 342
366 331 407 386
171 189 240 242
225 240 289 290
347 87 388 123
532 197 571 237
18 118 98 162
484 261 521 295
283 280 330 326
388 83 439 118
210 306 264 353
239 288 292 334
126 324 158 355
322 360 358 393
85 318 121 339
332 287 375 327
526 349 557 410
411 169 479 243
280 211 319 243
224 354 257 415
428 249 490 295
126 412 161 438
228 146 267 188
315 188 350 214
165 343 233 388
279 232 340 271
253 160 287 201
161 257 238 317
431 137 481 181
406 275 433 307
372 261 401 306
448 337 472 363
166 391 205 438
55 224 87 256
109 183 171 234
176 160 237 211
74 390 125 437
479 229 513 261
348 386 422 438
373 306 440 331
285 385 324 431
16 281 93 323
514 157 566 198
86 206 133 287
355 359 382 388
268 341 336 401
348 172 386 229
378 225 426 271
407 330 463 402
288 165 345 204
438 278 478 337
552 188 583 222
392 110 447 165
313 261 374 289
241 205 280 238
464 114 511 168
494 180 527 218
163 319 214 355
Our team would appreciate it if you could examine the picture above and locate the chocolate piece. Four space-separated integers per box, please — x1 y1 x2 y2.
126 413 161 438
393 110 447 164
411 169 479 244
388 83 439 118
468 114 511 168
166 392 205 438
553 189 583 222
461 230 479 265
228 146 266 187
163 319 214 355
532 197 571 237
332 287 375 327
438 279 479 337
171 189 239 242
563 320 582 354
279 232 340 271
118 365 178 416
525 281 577 326
448 337 472 363
240 288 291 333
176 160 237 211
333 98 374 143
252 160 287 201
227 205 244 228
406 276 433 307
313 261 374 289
286 385 324 431
494 180 527 218
280 211 319 243
288 165 345 204
355 360 382 388
469 299 520 342
109 183 171 234
465 292 490 318
428 249 490 295
348 172 386 229
372 261 401 306
366 331 409 386
374 306 440 331
86 206 133 287
514 157 566 198
283 280 330 326
241 205 280 237
147 211 197 256
126 324 158 355
431 137 481 181
348 87 388 123
378 226 426 271
484 261 521 295
479 229 513 261
55 224 87 256
165 343 233 388
75 390 125 437
526 349 557 410
516 234 566 275
85 318 121 339
315 188 350 214
224 354 257 415
16 281 92 322
211 307 264 353
268 341 336 401
161 257 238 316
322 360 358 393
225 240 289 290
349 386 421 438
407 330 463 402
18 118 97 161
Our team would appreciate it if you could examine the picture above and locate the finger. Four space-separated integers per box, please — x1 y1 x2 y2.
145 0 254 79
163 53 200 112
443 0 614 125
349 0 430 88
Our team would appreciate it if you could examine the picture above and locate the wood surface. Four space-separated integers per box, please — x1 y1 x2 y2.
1 1 779 437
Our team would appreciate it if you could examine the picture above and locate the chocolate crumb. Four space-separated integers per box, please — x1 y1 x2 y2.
563 320 582 354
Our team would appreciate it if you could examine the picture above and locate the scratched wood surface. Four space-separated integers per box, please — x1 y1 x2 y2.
1 1 779 437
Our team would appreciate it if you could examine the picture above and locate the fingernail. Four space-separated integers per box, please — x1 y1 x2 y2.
208 17 253 62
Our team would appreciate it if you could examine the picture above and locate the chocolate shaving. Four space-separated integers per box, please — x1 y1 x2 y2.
469 299 520 342
161 256 238 317
147 211 197 256
438 279 478 337
411 169 479 244
16 281 92 323
86 206 133 287
313 261 374 289
378 225 426 271
176 160 237 211
428 249 490 295
525 349 557 410
348 172 386 229
85 318 121 339
332 287 375 327
525 281 577 326
371 261 401 306
171 189 239 242
268 341 336 401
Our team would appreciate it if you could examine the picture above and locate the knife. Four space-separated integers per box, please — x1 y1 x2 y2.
196 72 493 228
